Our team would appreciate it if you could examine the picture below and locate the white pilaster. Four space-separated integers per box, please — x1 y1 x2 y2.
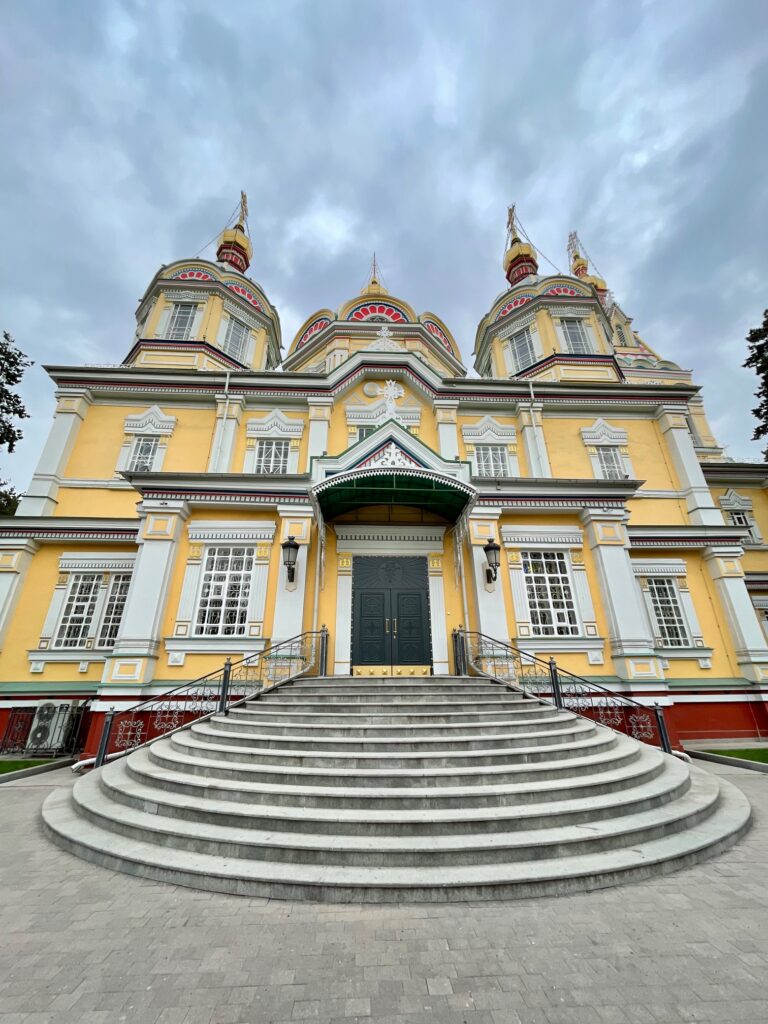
657 406 723 526
208 395 246 472
427 553 450 673
581 509 664 681
0 541 38 648
104 499 189 685
704 544 768 682
271 510 313 644
520 402 551 477
17 390 92 516
334 551 353 675
434 401 459 461
307 398 333 462
467 515 509 640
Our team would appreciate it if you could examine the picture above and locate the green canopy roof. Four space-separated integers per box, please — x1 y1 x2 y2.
312 468 475 522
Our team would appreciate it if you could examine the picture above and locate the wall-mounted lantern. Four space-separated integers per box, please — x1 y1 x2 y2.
281 535 300 584
483 536 501 585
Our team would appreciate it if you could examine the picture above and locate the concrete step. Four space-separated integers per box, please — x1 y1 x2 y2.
69 766 721 868
41 671 752 902
146 732 641 789
97 754 693 836
168 728 620 769
42 770 751 902
190 718 598 752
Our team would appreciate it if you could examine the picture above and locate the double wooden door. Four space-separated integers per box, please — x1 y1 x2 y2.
351 557 432 672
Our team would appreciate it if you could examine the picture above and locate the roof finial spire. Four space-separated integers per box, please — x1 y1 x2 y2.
566 229 608 303
503 203 538 286
361 252 388 296
216 191 253 273
370 251 379 286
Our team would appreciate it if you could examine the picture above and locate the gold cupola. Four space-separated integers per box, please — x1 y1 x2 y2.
503 205 539 286
216 191 253 274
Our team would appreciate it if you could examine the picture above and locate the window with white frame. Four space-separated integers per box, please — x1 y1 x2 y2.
127 435 159 472
596 446 626 480
614 324 627 346
727 509 761 543
507 327 536 373
194 546 254 636
646 577 690 648
474 444 508 477
97 574 132 647
521 550 579 636
53 572 132 649
166 302 198 341
253 439 289 474
357 425 377 441
561 318 592 354
222 316 249 362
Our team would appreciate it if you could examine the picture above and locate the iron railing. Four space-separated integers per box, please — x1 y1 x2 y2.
1 701 90 757
454 628 672 753
91 627 328 769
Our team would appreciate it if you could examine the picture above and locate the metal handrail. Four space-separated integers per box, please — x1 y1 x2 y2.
454 628 673 753
79 627 329 771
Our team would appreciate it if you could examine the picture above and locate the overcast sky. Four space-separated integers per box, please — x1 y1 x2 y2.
1 0 767 488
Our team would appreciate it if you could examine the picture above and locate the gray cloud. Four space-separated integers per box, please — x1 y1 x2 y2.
1 0 767 486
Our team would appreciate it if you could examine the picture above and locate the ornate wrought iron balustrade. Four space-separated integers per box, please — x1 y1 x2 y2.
453 628 672 753
91 627 328 768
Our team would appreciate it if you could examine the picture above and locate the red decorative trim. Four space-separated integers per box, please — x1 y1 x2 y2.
169 268 216 282
423 320 453 352
346 302 409 323
226 282 264 311
297 317 332 349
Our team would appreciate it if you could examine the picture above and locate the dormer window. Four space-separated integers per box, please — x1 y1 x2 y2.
222 316 249 362
561 318 593 355
167 303 197 340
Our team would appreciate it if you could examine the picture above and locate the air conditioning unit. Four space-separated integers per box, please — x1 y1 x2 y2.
25 701 83 753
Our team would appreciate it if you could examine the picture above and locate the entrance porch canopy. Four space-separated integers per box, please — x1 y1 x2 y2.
311 467 477 523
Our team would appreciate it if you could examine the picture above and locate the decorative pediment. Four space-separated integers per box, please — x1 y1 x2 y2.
461 416 516 444
346 397 421 430
358 442 421 469
366 325 404 353
124 406 177 436
246 410 305 439
580 418 628 446
720 488 753 511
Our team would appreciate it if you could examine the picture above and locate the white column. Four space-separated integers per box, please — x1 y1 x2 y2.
0 541 38 648
334 550 353 675
468 515 509 640
657 405 723 526
581 509 664 681
427 552 450 673
434 401 459 461
17 390 92 516
103 499 189 686
307 398 333 462
208 395 245 472
520 402 551 477
271 511 313 644
704 545 768 682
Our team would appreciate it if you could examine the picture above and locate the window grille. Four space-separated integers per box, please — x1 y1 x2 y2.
222 317 249 362
97 574 132 647
561 318 592 354
508 327 536 372
253 439 289 474
167 303 197 340
475 444 508 477
194 546 255 636
596 446 625 480
521 550 579 636
127 436 159 472
54 574 102 648
615 324 627 346
647 577 690 647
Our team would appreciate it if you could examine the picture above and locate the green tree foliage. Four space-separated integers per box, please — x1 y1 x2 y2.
744 310 768 460
0 331 33 515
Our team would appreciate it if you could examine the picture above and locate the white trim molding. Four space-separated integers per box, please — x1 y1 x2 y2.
116 406 177 475
631 557 709 666
580 419 635 480
244 411 305 474
462 416 519 477
719 488 762 543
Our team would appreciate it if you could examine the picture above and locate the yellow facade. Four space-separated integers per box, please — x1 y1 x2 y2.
2 213 767 750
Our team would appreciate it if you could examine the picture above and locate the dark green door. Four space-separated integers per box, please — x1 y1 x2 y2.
351 557 432 671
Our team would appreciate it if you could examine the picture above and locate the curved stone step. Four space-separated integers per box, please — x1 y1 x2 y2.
227 705 550 725
69 766 721 868
146 732 640 789
169 728 619 768
97 754 693 836
124 743 667 809
189 718 599 752
42 772 751 902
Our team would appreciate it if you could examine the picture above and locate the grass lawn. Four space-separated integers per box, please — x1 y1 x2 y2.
705 748 768 764
0 759 50 774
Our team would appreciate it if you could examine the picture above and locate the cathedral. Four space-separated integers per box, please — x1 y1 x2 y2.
2 199 768 759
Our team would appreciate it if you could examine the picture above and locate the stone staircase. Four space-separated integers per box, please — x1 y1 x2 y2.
42 675 751 902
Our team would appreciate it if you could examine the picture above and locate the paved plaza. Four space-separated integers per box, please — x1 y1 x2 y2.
0 761 766 1024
